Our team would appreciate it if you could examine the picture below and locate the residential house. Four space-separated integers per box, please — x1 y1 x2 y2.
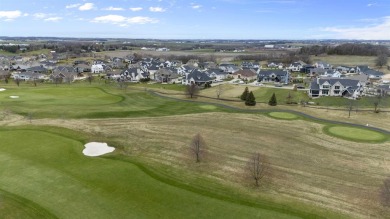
91 64 105 73
309 78 363 98
204 68 229 82
314 61 332 70
13 71 47 81
258 70 290 84
300 64 315 74
154 68 180 84
120 68 149 82
267 61 284 69
75 64 91 73
27 66 48 74
182 69 212 86
288 62 304 72
364 69 384 79
335 66 356 74
231 69 257 81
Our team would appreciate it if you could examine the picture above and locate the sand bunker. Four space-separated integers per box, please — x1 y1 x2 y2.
9 96 19 99
0 88 5 91
83 142 115 157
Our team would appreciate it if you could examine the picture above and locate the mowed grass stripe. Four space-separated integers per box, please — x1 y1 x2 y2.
0 129 299 219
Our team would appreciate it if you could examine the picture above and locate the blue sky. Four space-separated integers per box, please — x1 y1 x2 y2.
0 0 389 39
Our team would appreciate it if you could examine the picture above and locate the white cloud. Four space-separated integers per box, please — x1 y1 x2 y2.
44 17 62 22
33 13 48 19
79 3 95 11
149 7 166 12
103 6 125 11
367 3 377 7
191 4 202 9
320 16 390 40
92 15 158 25
66 3 81 9
129 7 143 11
0 10 22 20
93 15 127 23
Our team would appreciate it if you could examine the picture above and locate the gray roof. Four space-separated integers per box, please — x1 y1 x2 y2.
187 69 212 82
318 78 360 88
258 70 288 76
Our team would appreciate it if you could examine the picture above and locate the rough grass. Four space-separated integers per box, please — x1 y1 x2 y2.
324 125 388 143
0 127 302 219
8 113 389 218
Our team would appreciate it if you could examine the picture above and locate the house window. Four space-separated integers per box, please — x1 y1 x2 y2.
323 85 330 89
322 90 329 95
335 86 340 90
334 90 340 94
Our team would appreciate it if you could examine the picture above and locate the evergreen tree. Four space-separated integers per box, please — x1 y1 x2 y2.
268 93 277 106
241 87 249 101
245 91 256 106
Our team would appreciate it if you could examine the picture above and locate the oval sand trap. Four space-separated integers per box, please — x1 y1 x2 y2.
10 96 19 99
0 88 6 91
83 142 115 157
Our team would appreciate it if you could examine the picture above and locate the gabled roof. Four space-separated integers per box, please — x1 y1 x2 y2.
232 69 257 77
364 69 384 76
187 69 212 82
318 78 360 88
258 69 288 76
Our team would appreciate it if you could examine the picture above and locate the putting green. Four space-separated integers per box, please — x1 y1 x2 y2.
268 112 299 120
0 128 298 219
324 126 388 143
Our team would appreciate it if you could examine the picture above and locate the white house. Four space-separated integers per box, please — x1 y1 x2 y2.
91 64 105 73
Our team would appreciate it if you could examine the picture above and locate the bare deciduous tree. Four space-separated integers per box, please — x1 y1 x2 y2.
247 152 268 187
380 177 390 207
215 84 224 99
190 133 206 163
347 99 354 118
87 73 93 84
186 83 199 99
376 54 388 67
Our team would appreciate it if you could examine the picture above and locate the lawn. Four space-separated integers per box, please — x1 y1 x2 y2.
268 112 299 120
0 84 229 118
324 125 388 143
0 83 389 218
251 88 307 104
0 127 301 219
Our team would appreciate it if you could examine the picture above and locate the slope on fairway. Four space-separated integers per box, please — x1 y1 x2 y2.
0 128 298 219
0 86 229 118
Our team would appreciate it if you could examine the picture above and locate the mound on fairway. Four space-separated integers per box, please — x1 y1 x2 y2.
83 142 115 156
324 125 388 143
268 112 299 120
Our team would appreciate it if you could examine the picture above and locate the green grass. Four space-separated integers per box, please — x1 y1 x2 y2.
129 83 185 92
323 125 388 143
0 127 301 219
268 112 299 120
252 88 308 104
0 84 229 118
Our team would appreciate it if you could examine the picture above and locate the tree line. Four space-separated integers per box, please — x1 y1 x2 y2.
299 43 389 56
